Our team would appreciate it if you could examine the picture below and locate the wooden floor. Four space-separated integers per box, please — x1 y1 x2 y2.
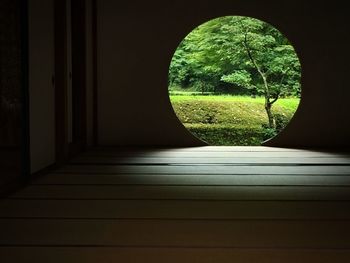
1 146 350 262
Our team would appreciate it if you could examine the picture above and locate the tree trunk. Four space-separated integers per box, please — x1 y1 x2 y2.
262 74 276 129
265 102 276 129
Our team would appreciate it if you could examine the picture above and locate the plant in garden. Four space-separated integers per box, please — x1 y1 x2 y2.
169 16 301 129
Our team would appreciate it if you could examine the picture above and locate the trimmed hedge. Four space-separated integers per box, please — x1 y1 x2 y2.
171 95 299 145
185 124 266 146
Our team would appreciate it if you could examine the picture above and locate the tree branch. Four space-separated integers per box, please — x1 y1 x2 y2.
279 67 291 86
242 33 264 77
269 93 279 105
242 31 270 102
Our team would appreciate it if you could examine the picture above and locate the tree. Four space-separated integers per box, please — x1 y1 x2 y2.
169 16 301 128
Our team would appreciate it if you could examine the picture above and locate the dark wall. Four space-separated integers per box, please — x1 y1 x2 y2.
97 0 349 148
0 0 22 147
0 0 22 191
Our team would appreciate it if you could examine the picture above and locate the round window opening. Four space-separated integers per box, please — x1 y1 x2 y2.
168 16 302 146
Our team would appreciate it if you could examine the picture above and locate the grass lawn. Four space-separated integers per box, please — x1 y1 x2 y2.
170 94 300 145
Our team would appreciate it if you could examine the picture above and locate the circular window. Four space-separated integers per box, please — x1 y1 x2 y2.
168 16 301 146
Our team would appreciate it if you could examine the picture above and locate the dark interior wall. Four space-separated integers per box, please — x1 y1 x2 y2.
0 0 22 191
0 0 22 147
28 0 55 173
97 0 350 148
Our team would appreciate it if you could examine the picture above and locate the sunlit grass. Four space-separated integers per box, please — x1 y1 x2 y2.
170 95 300 116
169 94 300 145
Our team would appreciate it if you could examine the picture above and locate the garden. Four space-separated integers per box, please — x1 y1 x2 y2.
169 16 301 145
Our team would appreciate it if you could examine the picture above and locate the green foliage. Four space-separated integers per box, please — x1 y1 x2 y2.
274 113 291 132
169 16 301 97
171 95 299 145
187 124 264 146
169 16 301 132
261 112 291 141
220 70 253 88
261 125 278 141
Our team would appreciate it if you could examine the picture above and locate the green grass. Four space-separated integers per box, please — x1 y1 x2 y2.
170 94 300 145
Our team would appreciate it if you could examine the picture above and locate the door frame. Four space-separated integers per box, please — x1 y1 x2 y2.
54 0 88 163
70 0 87 156
20 0 30 179
54 0 69 165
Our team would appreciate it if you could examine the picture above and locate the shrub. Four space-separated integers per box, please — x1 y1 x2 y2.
261 126 277 141
274 113 291 132
185 124 265 146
